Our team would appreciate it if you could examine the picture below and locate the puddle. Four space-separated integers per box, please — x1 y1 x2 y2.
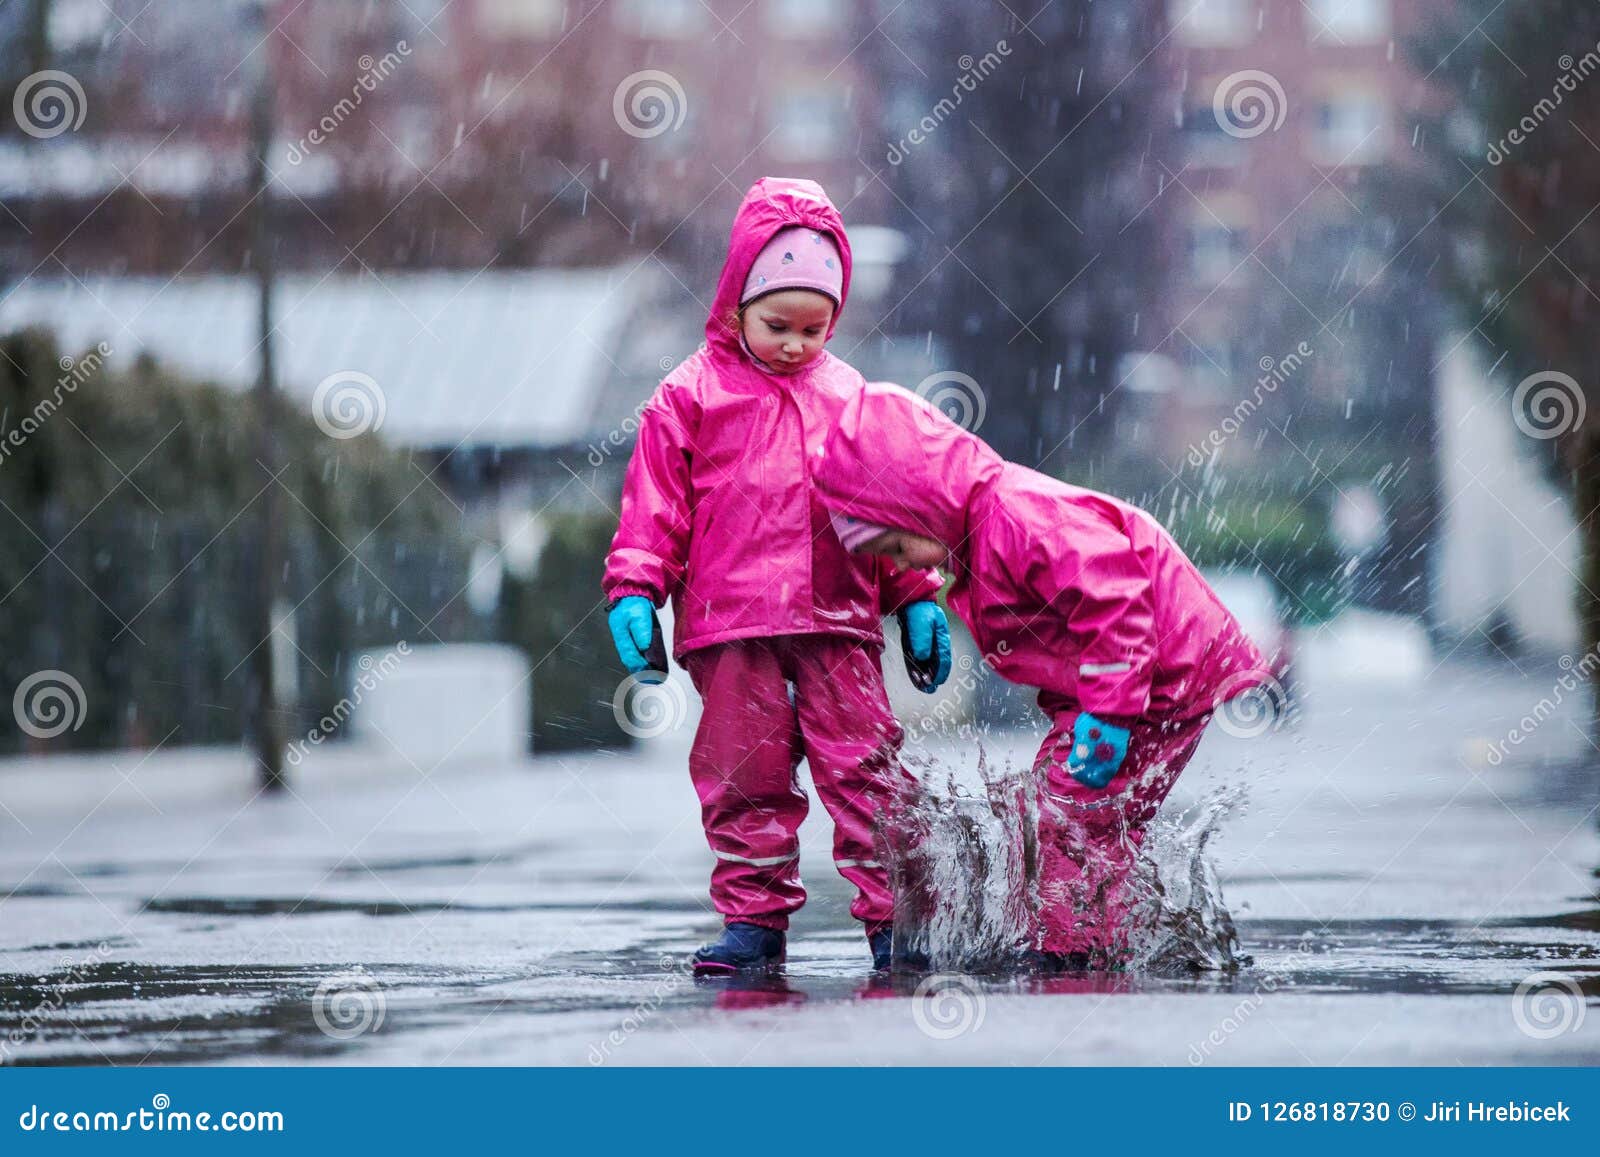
140 896 707 917
1 903 1596 1065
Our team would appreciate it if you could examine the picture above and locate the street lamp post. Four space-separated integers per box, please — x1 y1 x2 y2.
247 0 286 792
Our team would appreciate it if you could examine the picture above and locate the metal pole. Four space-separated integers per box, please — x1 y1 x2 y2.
248 0 286 792
27 0 51 77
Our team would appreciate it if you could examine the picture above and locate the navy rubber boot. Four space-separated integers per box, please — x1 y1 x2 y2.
692 922 785 975
869 929 893 972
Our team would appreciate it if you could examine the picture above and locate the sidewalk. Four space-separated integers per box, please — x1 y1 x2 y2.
0 655 1595 1065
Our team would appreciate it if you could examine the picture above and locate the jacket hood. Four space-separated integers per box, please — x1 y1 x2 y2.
812 382 1006 553
706 177 852 355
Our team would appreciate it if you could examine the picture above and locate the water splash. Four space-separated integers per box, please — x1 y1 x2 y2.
1123 785 1250 974
878 750 1037 972
878 748 1248 975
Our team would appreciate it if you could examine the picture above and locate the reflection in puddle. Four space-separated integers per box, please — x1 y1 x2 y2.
141 896 708 917
0 906 1596 1064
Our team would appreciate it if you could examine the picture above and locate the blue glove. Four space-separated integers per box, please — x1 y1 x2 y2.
900 600 953 692
607 596 656 674
1066 712 1131 790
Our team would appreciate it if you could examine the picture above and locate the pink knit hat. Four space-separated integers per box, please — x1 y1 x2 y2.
741 225 844 306
830 511 892 553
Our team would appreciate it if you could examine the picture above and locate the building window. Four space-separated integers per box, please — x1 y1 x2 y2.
1188 221 1247 284
48 0 113 51
1181 107 1245 167
477 0 564 38
1304 0 1390 45
1308 92 1387 164
765 0 845 37
1170 0 1254 48
769 86 845 161
612 0 705 39
1182 334 1238 386
400 0 451 38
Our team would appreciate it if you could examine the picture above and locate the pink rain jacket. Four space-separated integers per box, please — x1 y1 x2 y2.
603 179 943 658
812 384 1271 722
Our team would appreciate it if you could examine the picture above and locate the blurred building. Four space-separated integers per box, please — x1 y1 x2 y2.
0 0 914 600
0 0 890 277
0 265 691 534
1133 0 1446 457
1123 0 1576 650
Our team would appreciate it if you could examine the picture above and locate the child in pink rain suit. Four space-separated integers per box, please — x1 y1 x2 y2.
602 179 950 975
813 383 1271 966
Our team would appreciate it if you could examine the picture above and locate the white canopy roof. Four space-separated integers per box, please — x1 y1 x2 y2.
0 267 650 450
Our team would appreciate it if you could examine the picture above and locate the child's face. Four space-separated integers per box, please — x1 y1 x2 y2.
860 530 948 571
740 290 834 373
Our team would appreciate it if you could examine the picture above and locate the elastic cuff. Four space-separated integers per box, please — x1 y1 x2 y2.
605 588 657 611
1080 710 1139 730
729 913 789 932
